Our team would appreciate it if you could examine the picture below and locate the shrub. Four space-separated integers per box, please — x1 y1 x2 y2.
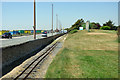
100 26 111 30
103 20 116 30
69 29 78 34
90 23 101 29
82 24 86 29
118 37 120 43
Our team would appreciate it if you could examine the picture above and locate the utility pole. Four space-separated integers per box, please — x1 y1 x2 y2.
63 26 64 33
59 19 62 31
56 14 58 30
33 0 36 39
52 4 53 36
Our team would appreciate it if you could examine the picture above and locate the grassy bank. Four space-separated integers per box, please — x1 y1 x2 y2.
45 29 118 78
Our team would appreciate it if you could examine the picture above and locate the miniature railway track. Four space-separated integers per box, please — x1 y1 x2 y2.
14 42 58 80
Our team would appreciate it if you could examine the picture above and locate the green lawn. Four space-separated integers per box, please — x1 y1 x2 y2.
45 29 118 78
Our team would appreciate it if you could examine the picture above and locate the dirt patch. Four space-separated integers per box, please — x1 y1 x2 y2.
87 33 109 35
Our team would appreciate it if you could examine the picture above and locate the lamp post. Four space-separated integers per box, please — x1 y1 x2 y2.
33 0 36 39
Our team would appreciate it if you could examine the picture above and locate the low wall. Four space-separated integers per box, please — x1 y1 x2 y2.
1 34 63 76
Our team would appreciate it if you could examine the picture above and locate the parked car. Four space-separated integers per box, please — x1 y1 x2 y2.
2 33 12 39
41 31 47 37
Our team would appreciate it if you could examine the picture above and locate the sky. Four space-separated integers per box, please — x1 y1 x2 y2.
0 1 119 30
1 0 120 2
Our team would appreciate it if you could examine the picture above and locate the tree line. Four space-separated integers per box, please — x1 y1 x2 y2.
65 19 119 32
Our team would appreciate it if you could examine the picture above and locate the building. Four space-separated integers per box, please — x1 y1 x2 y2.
24 30 31 34
0 30 9 35
18 30 24 34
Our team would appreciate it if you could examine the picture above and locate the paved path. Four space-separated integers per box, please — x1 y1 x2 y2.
0 33 57 48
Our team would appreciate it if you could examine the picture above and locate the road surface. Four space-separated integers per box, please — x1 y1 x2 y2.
0 33 57 48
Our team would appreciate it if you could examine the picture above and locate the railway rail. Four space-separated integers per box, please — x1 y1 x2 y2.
13 42 58 80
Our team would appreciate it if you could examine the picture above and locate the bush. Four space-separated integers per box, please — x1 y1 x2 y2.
82 24 86 29
103 20 115 30
69 29 78 34
118 37 120 43
90 23 101 29
100 26 111 30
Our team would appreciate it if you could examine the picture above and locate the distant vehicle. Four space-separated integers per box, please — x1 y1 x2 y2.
41 31 47 37
2 33 12 39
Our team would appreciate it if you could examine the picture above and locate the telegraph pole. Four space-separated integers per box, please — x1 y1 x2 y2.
59 20 62 33
56 14 57 30
56 14 58 30
33 0 36 39
52 4 53 36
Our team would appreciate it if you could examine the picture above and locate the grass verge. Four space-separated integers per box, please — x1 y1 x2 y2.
45 30 118 78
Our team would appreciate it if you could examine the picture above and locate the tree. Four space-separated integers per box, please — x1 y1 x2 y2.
96 23 101 29
90 22 101 29
71 19 85 30
103 20 116 30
